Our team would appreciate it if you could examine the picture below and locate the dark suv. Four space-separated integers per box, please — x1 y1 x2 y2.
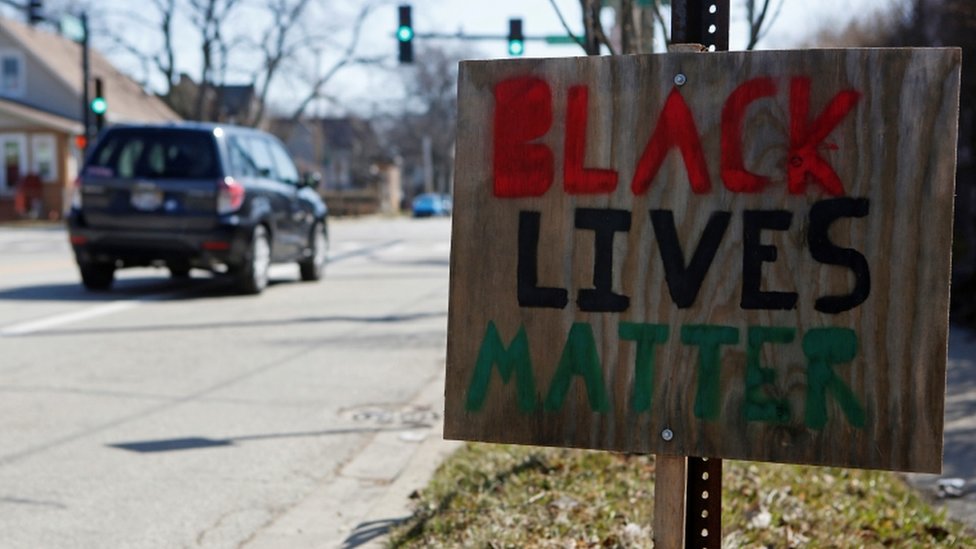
67 123 328 294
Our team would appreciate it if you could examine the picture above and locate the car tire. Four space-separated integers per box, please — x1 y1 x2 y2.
168 263 191 278
236 225 271 294
298 222 328 282
79 261 115 291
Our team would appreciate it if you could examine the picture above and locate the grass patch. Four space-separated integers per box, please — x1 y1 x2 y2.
388 443 975 548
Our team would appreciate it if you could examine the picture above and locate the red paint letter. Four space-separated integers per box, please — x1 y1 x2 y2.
788 77 860 196
721 77 777 193
632 88 711 195
493 77 554 198
564 86 618 194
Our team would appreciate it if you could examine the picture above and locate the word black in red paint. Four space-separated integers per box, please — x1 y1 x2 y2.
492 75 861 198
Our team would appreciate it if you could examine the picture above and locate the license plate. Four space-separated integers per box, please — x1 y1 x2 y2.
131 184 163 211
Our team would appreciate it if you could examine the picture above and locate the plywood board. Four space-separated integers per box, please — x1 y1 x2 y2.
445 48 960 473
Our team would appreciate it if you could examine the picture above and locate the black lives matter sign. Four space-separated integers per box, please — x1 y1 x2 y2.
445 49 960 474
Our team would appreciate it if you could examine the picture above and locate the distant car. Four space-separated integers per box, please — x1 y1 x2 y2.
412 193 452 217
67 122 329 294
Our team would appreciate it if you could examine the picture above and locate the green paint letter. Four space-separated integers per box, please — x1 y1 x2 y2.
682 325 739 421
619 322 669 413
465 322 538 413
744 326 794 423
802 328 866 429
544 322 610 413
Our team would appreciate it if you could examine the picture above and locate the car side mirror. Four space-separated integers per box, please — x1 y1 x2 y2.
301 171 322 189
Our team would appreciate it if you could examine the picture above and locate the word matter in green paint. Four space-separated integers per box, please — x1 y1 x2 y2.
464 321 866 430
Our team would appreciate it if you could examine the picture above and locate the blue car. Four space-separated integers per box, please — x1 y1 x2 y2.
412 193 452 217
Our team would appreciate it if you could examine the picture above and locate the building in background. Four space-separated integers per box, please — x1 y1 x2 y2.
163 75 264 128
0 16 179 221
271 116 400 216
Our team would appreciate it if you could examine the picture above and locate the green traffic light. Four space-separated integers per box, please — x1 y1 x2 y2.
90 97 107 115
397 25 413 42
508 40 524 56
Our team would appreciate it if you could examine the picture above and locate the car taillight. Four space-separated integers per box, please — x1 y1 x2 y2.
70 177 82 209
217 176 245 214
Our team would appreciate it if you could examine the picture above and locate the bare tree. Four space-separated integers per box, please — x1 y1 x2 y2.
69 0 377 125
286 3 381 123
245 0 312 126
744 0 785 50
151 0 178 89
186 0 242 120
551 0 784 54
382 46 471 196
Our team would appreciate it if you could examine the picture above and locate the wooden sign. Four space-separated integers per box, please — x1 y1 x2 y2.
445 49 960 474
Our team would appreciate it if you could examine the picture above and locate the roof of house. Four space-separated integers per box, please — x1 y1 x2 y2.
0 96 81 133
0 17 180 124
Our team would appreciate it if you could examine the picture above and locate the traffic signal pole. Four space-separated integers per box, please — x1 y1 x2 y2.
81 12 91 153
394 4 576 63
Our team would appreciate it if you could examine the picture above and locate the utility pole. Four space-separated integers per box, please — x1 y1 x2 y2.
80 12 91 153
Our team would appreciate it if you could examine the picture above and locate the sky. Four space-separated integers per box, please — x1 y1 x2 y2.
325 0 896 114
392 0 893 58
4 0 899 117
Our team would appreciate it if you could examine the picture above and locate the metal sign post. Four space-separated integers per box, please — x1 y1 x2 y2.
662 2 729 547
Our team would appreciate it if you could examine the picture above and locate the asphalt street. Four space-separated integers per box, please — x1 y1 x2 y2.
907 324 976 531
0 216 452 548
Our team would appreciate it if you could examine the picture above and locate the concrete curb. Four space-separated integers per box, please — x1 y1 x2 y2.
243 370 461 549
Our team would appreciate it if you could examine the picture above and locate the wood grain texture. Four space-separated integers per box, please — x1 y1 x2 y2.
654 455 687 549
445 49 960 473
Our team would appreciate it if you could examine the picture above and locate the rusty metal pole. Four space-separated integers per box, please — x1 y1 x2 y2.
672 0 729 51
669 1 729 548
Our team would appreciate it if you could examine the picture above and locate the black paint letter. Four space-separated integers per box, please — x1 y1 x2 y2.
741 210 798 310
808 198 871 313
575 208 631 312
651 210 731 308
518 210 568 308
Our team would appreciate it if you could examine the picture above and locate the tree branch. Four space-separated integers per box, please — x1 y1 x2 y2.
547 0 587 51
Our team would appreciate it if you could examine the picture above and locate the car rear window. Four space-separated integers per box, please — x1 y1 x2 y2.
87 129 220 179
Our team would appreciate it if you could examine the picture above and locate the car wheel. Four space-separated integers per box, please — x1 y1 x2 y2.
236 225 271 294
79 261 115 291
168 263 191 278
299 222 328 282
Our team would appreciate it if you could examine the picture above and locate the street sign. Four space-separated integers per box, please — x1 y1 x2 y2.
445 48 961 474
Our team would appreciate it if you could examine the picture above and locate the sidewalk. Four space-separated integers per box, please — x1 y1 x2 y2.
906 323 976 531
243 371 461 549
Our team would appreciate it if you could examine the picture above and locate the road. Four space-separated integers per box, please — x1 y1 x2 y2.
0 216 452 548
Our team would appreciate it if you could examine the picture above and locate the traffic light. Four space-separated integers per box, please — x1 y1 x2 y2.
397 5 414 64
508 18 524 56
91 77 106 132
27 0 43 25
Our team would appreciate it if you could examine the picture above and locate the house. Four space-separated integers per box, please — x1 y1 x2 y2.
271 116 400 215
162 74 265 128
0 16 179 221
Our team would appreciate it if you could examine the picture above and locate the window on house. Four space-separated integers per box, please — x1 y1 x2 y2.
31 134 57 182
0 134 26 193
0 51 25 97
